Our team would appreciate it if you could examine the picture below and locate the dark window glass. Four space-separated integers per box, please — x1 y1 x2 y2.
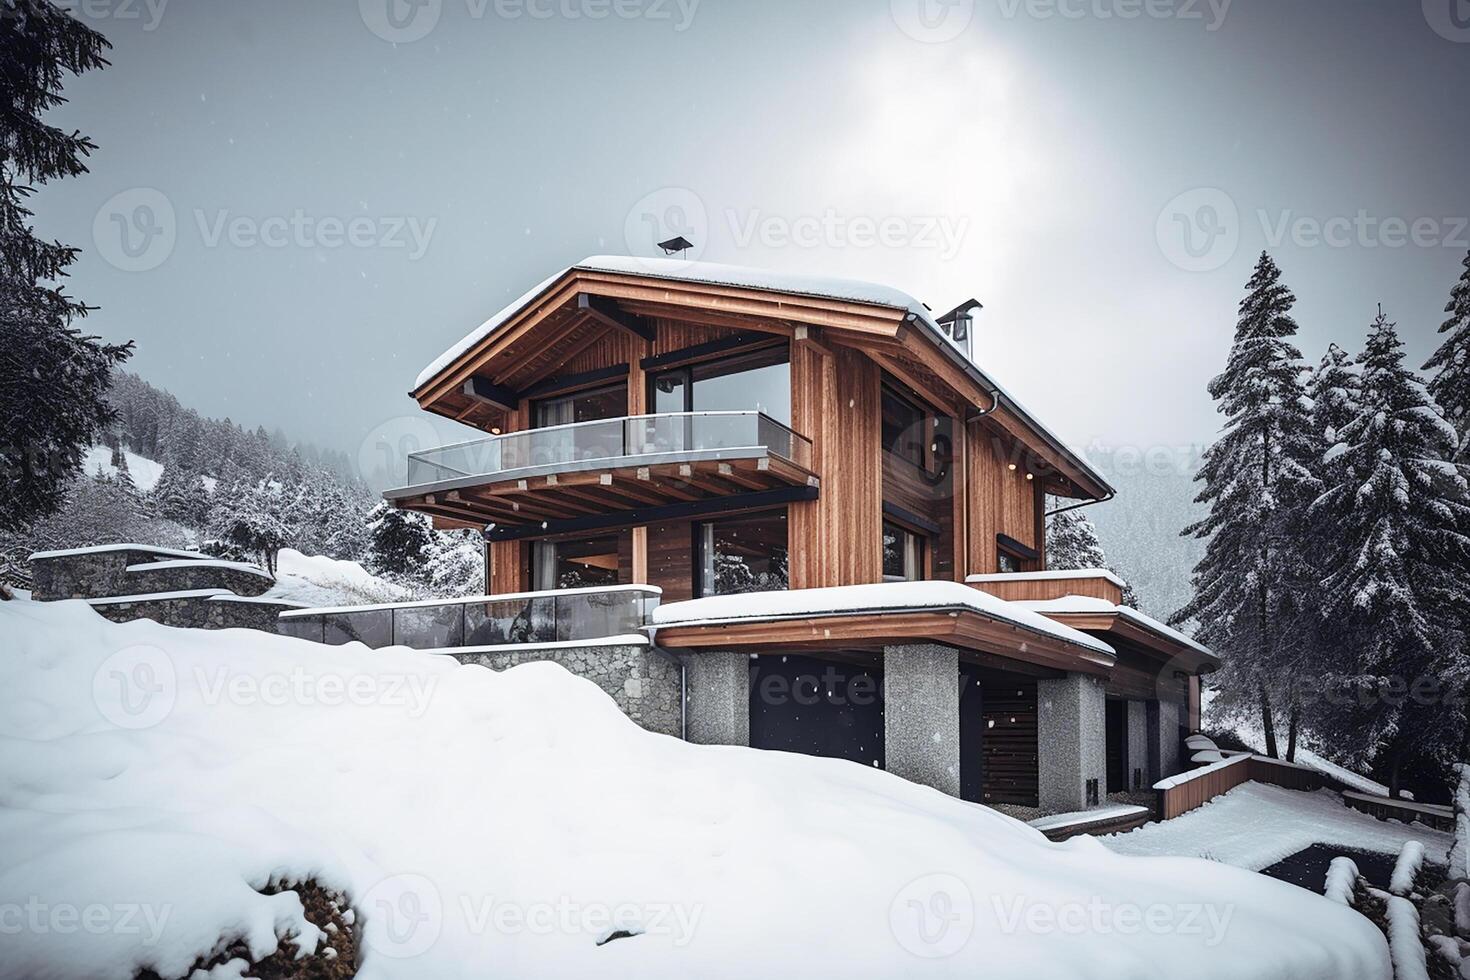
649 345 790 425
532 535 622 590
533 383 627 428
997 550 1022 574
698 510 788 596
882 521 925 582
882 384 926 468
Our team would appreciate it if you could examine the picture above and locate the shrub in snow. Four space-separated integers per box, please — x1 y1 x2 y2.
1186 734 1220 752
0 598 1393 979
1392 841 1427 898
1325 856 1362 906
1191 749 1226 764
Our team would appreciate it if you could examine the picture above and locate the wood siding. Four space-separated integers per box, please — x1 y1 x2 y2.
970 575 1124 605
980 679 1039 807
788 342 881 588
966 426 1045 574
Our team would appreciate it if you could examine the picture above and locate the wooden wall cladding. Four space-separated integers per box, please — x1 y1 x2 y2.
980 678 1039 807
488 540 526 594
971 575 1124 605
646 520 695 603
788 343 881 588
966 425 1045 574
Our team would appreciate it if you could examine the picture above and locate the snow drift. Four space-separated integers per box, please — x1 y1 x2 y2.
0 599 1390 979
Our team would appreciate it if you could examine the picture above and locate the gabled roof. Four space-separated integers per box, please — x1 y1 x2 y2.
412 255 1113 500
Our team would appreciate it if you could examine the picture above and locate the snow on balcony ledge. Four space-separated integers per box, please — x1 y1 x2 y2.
649 581 1115 656
126 559 275 579
1016 595 1215 661
29 543 215 562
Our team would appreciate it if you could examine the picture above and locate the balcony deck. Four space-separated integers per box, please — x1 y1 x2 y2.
386 410 818 533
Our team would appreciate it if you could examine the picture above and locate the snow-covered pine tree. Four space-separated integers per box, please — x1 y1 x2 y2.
150 463 210 526
423 529 485 598
204 477 294 573
0 4 131 532
1425 249 1470 462
1045 505 1142 608
364 501 434 578
1310 309 1470 796
1173 253 1321 758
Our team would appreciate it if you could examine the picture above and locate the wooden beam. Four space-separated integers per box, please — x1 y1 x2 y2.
578 293 655 342
462 376 519 412
483 485 818 542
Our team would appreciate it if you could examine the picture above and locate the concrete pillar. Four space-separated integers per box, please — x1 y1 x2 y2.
882 643 960 796
1150 698 1184 779
685 651 749 746
1126 700 1150 792
1037 672 1107 812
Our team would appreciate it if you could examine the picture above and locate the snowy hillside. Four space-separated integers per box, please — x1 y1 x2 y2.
80 444 165 493
0 599 1390 979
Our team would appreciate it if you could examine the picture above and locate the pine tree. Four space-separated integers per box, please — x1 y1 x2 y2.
364 501 433 577
1426 249 1470 461
1045 505 1142 608
205 477 294 573
1173 253 1321 758
0 2 131 532
423 529 485 598
1310 309 1470 796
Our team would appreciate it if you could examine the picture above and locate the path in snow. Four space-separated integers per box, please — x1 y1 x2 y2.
1102 782 1452 872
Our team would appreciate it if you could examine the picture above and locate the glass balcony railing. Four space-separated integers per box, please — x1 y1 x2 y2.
276 585 661 651
403 411 812 487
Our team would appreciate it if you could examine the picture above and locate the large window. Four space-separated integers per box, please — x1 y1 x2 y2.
697 510 789 596
531 535 622 590
882 383 927 469
650 345 790 425
532 382 628 428
882 521 926 582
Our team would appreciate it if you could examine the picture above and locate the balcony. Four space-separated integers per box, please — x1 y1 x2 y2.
278 585 660 650
386 411 819 534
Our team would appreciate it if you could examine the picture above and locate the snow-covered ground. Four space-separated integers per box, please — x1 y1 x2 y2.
0 598 1390 979
1103 782 1452 872
263 548 409 607
81 444 165 493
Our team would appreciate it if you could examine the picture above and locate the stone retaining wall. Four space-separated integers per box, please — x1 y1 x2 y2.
451 644 681 737
89 594 301 632
124 561 274 598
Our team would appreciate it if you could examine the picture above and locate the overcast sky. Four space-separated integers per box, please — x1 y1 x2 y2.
33 0 1470 487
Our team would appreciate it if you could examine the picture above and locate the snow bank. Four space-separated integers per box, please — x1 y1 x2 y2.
652 581 1116 657
1325 857 1360 906
264 549 409 608
0 599 1389 979
1390 841 1426 897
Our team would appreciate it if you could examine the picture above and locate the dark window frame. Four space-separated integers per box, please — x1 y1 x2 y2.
882 518 928 582
646 341 790 421
693 507 790 598
530 380 629 429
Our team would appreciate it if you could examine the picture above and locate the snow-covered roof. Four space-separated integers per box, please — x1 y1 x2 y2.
30 543 214 562
651 581 1115 657
413 255 943 391
1028 803 1150 833
411 255 1112 497
126 559 274 580
1017 594 1215 661
967 568 1126 588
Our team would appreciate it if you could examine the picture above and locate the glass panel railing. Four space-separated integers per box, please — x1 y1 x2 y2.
276 587 659 652
403 411 811 487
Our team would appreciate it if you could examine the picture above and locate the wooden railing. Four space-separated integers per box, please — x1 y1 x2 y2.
1155 753 1329 820
1342 791 1455 832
